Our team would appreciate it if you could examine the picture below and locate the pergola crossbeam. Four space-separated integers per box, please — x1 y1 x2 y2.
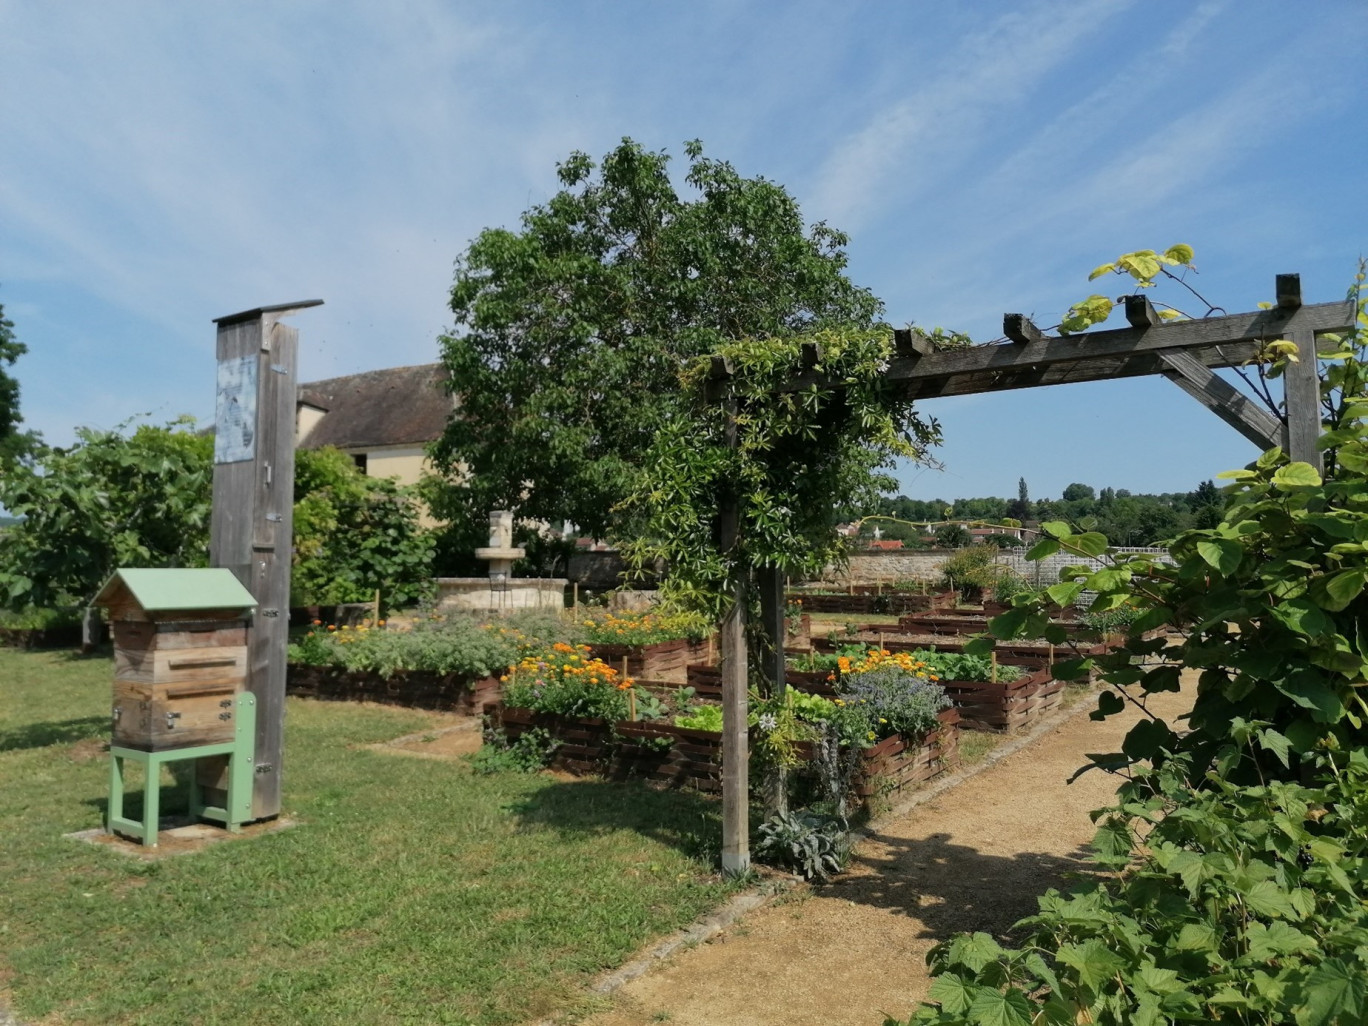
1158 350 1283 451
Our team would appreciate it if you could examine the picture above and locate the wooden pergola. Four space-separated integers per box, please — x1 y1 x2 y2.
715 274 1356 875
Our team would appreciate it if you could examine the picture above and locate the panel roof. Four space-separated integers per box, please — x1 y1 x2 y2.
93 568 257 613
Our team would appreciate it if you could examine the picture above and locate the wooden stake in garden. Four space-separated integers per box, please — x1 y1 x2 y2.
209 300 322 821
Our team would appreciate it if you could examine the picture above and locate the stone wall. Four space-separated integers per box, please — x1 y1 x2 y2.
813 546 1170 586
817 550 957 584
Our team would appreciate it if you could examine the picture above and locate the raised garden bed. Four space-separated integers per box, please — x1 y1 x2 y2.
489 705 960 808
286 663 501 714
786 589 958 616
683 663 837 699
897 611 1100 639
587 636 716 682
938 666 1065 732
813 632 1107 670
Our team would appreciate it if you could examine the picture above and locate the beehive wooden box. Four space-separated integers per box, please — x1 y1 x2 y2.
94 569 257 752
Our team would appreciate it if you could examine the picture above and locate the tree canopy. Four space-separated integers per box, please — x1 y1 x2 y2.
432 138 883 545
0 295 34 463
0 418 213 608
0 417 433 612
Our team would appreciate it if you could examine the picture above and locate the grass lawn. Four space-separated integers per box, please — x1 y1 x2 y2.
0 648 733 1025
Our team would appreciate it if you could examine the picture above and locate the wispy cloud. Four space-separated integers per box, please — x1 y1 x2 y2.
807 0 1129 232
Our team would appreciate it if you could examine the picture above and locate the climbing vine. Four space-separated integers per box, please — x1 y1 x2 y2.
621 324 940 617
892 263 1368 1026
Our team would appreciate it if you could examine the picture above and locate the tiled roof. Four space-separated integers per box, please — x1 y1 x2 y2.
297 363 453 450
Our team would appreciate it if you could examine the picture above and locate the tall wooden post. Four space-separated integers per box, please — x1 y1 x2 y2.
708 356 750 877
209 300 322 820
757 564 788 817
1278 275 1323 472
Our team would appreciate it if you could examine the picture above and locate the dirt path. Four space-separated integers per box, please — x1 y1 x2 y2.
579 685 1191 1026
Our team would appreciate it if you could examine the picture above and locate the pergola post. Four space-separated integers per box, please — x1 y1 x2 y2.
1277 275 1324 471
757 564 788 817
209 300 322 821
707 355 750 877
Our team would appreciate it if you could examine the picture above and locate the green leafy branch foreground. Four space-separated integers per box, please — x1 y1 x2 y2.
891 270 1368 1025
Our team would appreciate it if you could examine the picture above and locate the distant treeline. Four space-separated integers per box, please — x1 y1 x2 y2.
857 480 1224 548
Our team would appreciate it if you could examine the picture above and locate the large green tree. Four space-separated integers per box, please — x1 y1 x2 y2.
292 447 434 610
0 418 214 608
0 419 434 612
432 138 883 546
0 295 35 463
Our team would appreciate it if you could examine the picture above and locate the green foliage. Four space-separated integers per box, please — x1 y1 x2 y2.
989 572 1035 605
934 523 971 548
0 417 212 609
862 482 1225 549
288 616 519 679
837 665 952 738
625 324 938 616
909 650 1024 685
292 447 435 610
1061 244 1195 333
0 295 36 463
574 607 712 646
0 606 81 630
673 702 723 733
503 643 634 721
470 726 559 774
433 137 883 543
754 810 852 882
1076 604 1142 636
936 545 1008 601
904 263 1368 1026
897 749 1368 1026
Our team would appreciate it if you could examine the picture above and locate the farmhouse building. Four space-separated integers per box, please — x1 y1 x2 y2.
295 363 453 486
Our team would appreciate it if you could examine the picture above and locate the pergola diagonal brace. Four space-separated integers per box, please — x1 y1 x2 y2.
1157 350 1283 452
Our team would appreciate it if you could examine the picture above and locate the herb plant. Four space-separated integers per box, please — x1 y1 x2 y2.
754 810 852 882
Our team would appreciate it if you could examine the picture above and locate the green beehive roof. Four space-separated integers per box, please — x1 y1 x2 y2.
93 568 257 613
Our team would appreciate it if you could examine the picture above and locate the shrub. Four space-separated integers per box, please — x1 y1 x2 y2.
838 667 950 740
1077 603 1142 636
0 607 81 630
897 748 1368 1026
470 727 559 774
755 810 852 882
288 615 519 678
936 545 1009 601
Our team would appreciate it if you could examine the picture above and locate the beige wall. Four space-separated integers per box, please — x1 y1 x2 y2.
296 405 327 444
362 445 429 486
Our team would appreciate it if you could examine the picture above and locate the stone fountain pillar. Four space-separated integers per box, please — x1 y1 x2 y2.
474 511 525 608
432 510 568 614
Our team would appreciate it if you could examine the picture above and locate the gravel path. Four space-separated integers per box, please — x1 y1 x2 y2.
578 685 1191 1026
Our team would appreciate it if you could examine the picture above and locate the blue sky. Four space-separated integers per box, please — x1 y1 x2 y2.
2 0 1364 504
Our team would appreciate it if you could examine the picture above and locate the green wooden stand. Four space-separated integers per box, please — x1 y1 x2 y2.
107 691 257 847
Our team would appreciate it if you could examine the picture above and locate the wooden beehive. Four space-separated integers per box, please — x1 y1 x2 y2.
94 569 257 752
